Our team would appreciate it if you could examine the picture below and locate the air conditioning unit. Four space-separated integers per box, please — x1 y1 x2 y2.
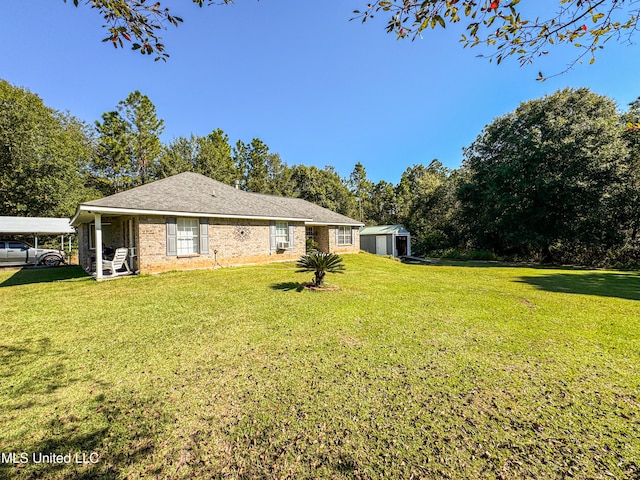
277 241 290 250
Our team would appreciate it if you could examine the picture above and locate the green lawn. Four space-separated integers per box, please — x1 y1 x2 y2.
0 254 638 479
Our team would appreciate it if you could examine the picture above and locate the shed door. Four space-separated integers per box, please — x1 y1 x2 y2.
375 235 387 255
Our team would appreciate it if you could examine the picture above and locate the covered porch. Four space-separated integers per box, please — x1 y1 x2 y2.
78 213 139 280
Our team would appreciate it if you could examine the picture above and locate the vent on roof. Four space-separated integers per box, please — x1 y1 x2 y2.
211 190 216 197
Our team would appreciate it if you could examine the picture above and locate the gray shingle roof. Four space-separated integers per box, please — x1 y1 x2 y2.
79 172 362 226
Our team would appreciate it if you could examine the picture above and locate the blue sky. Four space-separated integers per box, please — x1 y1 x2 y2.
2 1 640 184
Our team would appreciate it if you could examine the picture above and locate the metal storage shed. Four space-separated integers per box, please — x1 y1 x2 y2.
359 224 411 258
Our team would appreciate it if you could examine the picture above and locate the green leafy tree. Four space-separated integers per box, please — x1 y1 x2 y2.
90 110 134 195
234 138 270 193
155 135 199 179
396 160 459 253
233 138 293 194
348 162 374 223
296 251 345 287
289 165 357 218
0 79 96 216
396 161 448 221
117 90 164 185
459 87 627 262
264 153 294 197
369 180 398 225
620 98 640 243
195 129 237 184
155 129 237 184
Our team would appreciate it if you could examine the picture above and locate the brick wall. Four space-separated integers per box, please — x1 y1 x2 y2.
328 226 361 254
79 215 359 275
315 226 330 253
313 226 360 254
138 216 306 274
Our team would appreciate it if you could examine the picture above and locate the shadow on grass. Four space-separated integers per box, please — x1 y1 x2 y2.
270 281 305 292
515 272 640 301
0 336 169 480
0 265 90 288
0 337 73 396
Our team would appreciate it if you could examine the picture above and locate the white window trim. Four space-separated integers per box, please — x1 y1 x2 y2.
337 226 353 245
177 217 200 256
276 221 289 246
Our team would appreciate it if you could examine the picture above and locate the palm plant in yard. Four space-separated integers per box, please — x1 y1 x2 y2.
296 251 345 287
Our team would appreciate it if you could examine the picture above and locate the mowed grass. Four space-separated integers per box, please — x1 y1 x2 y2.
0 254 638 479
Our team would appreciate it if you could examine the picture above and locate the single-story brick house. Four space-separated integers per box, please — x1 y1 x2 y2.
70 172 363 278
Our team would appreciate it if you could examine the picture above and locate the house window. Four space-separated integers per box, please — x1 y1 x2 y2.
89 222 112 250
276 221 289 246
306 227 317 240
337 226 352 245
177 218 199 255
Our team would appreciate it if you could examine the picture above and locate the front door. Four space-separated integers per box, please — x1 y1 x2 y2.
375 235 387 255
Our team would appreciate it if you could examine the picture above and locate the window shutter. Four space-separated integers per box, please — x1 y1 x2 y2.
288 224 295 248
166 217 177 256
199 219 209 254
335 226 340 246
269 222 276 250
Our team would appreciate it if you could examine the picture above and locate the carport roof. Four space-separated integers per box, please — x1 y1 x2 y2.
0 217 75 235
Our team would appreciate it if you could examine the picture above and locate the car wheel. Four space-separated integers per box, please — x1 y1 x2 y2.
42 255 62 267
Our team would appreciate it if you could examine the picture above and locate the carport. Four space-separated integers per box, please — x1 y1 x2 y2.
0 216 75 263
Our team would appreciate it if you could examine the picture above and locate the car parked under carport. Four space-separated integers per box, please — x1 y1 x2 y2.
0 240 65 266
0 216 74 267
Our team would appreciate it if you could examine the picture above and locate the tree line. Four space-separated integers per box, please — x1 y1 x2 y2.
1 79 638 267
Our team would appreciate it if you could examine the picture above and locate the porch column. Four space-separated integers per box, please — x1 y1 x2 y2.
128 218 135 271
95 213 103 280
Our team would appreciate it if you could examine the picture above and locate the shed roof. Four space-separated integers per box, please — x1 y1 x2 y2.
71 172 363 226
0 217 75 235
359 225 410 236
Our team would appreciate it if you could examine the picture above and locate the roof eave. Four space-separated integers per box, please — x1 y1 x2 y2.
306 221 365 227
71 205 313 225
